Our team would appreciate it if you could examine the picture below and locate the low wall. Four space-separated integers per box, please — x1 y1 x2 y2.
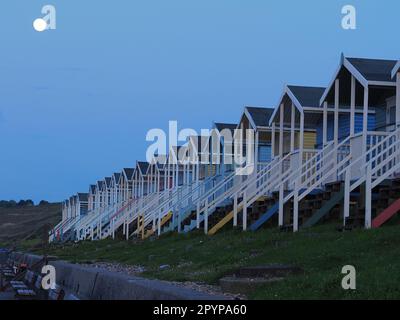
8 252 227 300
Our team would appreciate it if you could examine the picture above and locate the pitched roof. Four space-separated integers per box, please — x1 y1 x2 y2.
77 193 88 202
214 123 237 132
347 57 397 82
89 185 96 193
112 172 121 184
287 86 326 108
123 168 135 180
137 161 149 175
104 177 111 187
245 107 274 127
96 180 104 190
320 55 397 105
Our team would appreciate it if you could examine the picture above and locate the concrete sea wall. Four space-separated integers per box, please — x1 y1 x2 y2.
8 252 226 300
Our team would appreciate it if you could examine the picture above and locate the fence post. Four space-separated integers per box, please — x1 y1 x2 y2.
205 199 209 234
233 193 238 227
365 162 372 229
158 209 161 236
279 183 284 227
344 169 350 227
196 202 200 229
243 191 247 231
293 178 299 232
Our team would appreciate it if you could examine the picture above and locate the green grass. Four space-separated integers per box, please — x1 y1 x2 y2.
30 224 400 299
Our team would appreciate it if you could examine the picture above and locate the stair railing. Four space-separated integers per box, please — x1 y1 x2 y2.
343 128 400 228
195 156 284 233
275 138 351 231
129 176 212 238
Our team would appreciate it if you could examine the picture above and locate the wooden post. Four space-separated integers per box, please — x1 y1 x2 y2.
196 202 200 229
243 191 247 231
350 75 356 136
279 103 284 158
158 209 161 236
204 199 209 234
343 169 351 227
365 162 372 229
397 72 400 126
299 112 304 165
334 79 339 146
293 178 299 232
278 184 284 227
323 101 328 146
233 193 238 227
363 86 369 155
255 131 259 171
290 103 295 152
271 123 276 158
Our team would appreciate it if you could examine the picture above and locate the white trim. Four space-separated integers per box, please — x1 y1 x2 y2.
269 85 304 125
368 81 396 87
323 101 328 146
279 104 284 157
290 103 295 152
350 75 356 136
302 107 375 114
319 56 369 106
334 79 339 146
362 86 369 155
391 60 400 79
343 58 369 87
286 87 305 113
243 108 258 131
396 72 400 125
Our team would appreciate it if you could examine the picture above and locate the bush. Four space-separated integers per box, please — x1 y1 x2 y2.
0 200 17 208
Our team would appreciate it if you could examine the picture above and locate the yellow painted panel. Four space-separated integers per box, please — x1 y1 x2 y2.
208 211 234 236
143 212 173 239
208 196 267 236
303 132 316 150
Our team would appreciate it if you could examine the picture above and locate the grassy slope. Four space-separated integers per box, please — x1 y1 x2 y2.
33 223 400 300
0 203 61 249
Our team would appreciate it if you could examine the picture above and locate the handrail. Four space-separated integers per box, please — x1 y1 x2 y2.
344 128 400 190
198 156 285 217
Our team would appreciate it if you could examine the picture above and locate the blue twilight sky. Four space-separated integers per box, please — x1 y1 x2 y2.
0 0 399 203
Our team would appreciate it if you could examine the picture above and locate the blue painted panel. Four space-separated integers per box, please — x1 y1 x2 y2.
316 113 376 148
258 145 271 163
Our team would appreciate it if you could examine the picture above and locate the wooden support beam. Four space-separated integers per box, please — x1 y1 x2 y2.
350 75 356 136
271 123 276 157
299 112 304 163
363 86 369 155
334 79 339 146
279 103 284 157
323 101 328 146
397 72 400 125
290 103 295 152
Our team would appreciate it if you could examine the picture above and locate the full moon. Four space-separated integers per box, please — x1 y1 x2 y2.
33 18 47 32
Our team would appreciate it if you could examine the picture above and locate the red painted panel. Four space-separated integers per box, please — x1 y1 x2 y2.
372 198 400 228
